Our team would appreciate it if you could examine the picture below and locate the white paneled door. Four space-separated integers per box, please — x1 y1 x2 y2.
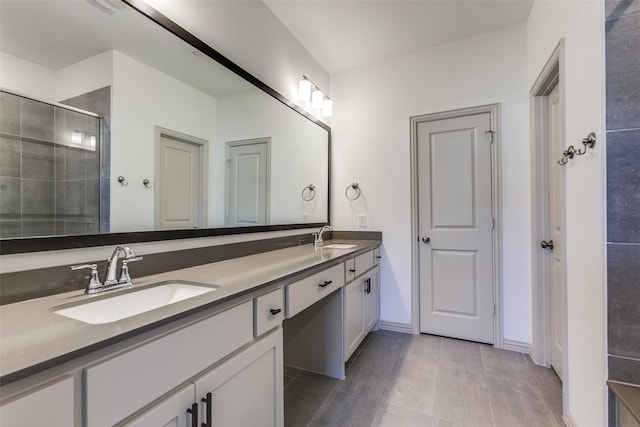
156 133 203 230
418 112 494 344
226 139 270 226
547 83 564 380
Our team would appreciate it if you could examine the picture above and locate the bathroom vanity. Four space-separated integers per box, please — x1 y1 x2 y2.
0 240 380 426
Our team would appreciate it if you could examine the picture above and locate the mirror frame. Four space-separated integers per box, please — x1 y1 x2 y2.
0 0 330 255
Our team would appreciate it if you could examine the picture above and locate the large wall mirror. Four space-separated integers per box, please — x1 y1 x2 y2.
0 0 330 254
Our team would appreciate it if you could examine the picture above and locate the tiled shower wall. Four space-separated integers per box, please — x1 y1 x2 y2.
606 0 640 384
0 91 103 237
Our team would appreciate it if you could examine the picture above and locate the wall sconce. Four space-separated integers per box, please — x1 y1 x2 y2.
298 75 332 117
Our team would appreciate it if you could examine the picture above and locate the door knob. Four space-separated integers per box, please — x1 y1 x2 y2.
541 240 554 250
421 236 430 244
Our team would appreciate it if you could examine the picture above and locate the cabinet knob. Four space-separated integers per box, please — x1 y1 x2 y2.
270 308 282 315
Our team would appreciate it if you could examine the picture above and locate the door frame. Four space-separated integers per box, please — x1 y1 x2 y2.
154 126 209 229
529 40 568 391
410 103 503 348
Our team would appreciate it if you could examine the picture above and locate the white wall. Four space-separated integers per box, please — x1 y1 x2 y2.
330 25 531 342
142 0 329 113
111 51 218 232
0 52 56 101
216 90 329 225
55 51 113 102
527 1 606 426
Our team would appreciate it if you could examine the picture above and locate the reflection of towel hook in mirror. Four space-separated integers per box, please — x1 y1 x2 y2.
345 183 361 201
117 176 128 186
142 179 152 189
302 184 315 201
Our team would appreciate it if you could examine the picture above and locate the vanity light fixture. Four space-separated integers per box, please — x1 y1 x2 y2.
298 76 332 117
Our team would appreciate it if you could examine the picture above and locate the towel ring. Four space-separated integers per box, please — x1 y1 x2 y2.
345 183 361 201
302 184 316 201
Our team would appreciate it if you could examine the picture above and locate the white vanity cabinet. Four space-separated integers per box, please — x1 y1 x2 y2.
0 376 75 427
343 249 380 360
126 328 283 427
85 301 254 426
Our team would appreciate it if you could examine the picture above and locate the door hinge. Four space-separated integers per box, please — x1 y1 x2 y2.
485 130 495 143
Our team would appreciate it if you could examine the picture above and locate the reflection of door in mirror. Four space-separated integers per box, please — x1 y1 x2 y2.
225 138 270 226
155 128 208 230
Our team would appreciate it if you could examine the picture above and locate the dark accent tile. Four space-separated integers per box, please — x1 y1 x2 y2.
100 177 110 229
21 221 55 237
0 91 21 135
310 390 378 427
21 179 54 220
21 98 54 142
608 243 640 358
86 178 99 222
55 181 67 217
606 0 640 21
607 130 640 243
65 180 87 220
54 144 66 181
0 177 21 219
0 134 21 177
66 147 87 180
284 379 333 427
606 14 640 130
0 221 21 238
21 139 54 180
609 355 640 384
64 221 88 235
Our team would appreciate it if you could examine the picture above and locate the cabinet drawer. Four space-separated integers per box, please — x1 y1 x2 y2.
0 376 74 427
345 250 374 282
286 263 344 318
85 301 253 427
254 288 284 337
374 247 381 265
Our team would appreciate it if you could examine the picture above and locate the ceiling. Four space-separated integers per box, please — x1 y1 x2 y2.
263 0 534 74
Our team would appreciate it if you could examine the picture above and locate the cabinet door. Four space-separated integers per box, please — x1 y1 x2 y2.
195 328 283 427
0 376 74 427
344 278 365 360
364 269 380 333
123 384 195 427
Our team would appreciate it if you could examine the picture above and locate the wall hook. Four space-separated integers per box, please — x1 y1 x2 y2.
142 179 152 188
557 132 597 165
117 176 128 186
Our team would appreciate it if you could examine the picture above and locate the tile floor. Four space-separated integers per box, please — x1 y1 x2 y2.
284 330 564 427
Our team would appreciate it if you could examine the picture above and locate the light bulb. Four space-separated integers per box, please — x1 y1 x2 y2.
322 99 333 117
311 90 324 110
298 79 312 101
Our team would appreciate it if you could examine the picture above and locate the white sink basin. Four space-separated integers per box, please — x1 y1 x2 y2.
322 243 357 249
54 282 218 324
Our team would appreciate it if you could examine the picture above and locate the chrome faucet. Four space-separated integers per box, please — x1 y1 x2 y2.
71 245 143 294
313 225 332 247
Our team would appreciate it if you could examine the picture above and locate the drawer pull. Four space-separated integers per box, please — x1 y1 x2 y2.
201 392 212 427
375 256 382 259
270 308 282 315
349 269 356 273
186 402 198 427
318 280 333 288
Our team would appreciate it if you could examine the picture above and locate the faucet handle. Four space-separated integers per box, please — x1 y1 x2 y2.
70 264 102 294
120 257 143 284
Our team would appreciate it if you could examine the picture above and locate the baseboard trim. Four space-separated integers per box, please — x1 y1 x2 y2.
378 320 414 334
564 412 578 426
502 338 531 354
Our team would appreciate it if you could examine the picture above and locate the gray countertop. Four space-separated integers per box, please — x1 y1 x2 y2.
0 240 380 385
